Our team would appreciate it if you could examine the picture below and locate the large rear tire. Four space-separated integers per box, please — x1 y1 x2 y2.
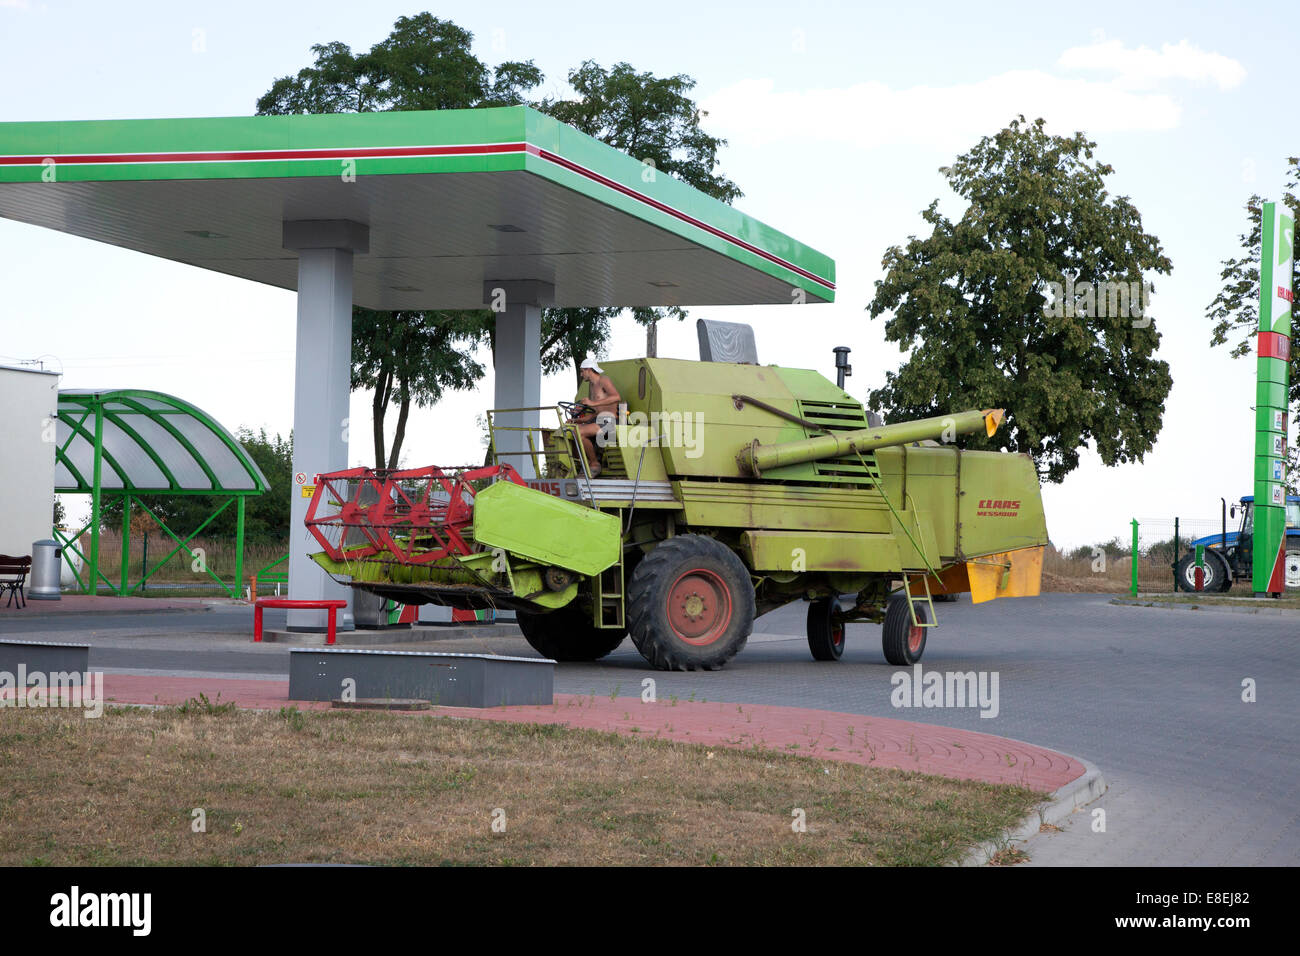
1174 550 1229 593
806 597 846 661
1285 542 1300 592
517 601 627 662
882 593 929 666
627 535 755 671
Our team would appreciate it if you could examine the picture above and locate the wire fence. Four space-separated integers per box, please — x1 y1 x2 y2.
1044 516 1237 594
57 531 287 597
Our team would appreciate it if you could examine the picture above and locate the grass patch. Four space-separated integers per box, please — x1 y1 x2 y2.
0 706 1044 866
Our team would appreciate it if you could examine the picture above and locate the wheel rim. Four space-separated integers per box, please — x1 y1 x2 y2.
1184 560 1214 590
907 623 924 654
831 621 845 651
667 568 732 646
1286 550 1300 590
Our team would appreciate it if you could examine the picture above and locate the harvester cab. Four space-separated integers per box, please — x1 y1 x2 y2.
306 340 1049 671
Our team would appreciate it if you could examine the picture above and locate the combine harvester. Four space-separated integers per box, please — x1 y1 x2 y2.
305 355 1048 670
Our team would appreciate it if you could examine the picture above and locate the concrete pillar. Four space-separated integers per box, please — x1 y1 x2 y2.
484 280 553 479
284 220 369 631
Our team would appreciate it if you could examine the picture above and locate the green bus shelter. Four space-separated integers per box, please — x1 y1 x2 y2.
54 388 269 596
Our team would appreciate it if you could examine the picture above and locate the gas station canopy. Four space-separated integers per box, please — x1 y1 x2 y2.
0 106 834 308
0 104 834 628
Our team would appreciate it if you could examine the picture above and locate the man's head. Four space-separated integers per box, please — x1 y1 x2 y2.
579 357 603 384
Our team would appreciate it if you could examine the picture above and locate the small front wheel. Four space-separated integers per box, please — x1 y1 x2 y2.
806 597 846 661
882 593 928 666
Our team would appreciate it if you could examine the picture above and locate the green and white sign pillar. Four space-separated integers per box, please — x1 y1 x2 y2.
1253 201 1295 595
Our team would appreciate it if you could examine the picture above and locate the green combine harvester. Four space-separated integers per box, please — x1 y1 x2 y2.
306 355 1048 670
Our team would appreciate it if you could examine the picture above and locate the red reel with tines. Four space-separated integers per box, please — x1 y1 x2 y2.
305 464 523 564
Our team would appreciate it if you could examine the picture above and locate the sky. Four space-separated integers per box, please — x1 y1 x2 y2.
0 0 1294 547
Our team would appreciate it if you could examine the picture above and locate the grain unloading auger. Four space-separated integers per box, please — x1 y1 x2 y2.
306 357 1047 670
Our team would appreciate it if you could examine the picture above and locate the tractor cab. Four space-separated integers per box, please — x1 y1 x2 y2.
1232 495 1300 582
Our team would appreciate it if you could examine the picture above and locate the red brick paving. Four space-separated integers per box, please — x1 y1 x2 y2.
90 674 1082 792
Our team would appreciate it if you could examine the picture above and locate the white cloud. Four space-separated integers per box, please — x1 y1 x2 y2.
1058 38 1246 90
701 71 1181 152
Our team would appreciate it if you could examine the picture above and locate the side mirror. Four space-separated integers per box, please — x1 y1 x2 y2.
1229 506 1236 519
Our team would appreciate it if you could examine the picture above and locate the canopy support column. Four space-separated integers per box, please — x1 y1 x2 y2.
234 494 246 601
485 280 552 480
284 220 369 632
119 493 131 596
88 400 103 595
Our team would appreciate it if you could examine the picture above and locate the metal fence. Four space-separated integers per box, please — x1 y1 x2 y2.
1044 516 1234 594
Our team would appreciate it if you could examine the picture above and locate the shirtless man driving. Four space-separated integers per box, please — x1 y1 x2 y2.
568 358 621 478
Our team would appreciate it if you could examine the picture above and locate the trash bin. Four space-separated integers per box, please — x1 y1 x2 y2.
29 539 62 600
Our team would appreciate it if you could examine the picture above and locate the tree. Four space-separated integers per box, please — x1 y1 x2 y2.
256 15 542 115
234 427 295 541
351 308 486 468
257 13 542 465
538 61 742 378
867 116 1173 484
1207 160 1300 491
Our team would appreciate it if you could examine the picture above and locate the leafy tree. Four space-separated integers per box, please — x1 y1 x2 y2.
100 428 295 543
257 13 541 465
256 14 542 115
234 427 295 541
867 116 1173 483
351 309 486 468
1207 160 1300 491
538 61 742 378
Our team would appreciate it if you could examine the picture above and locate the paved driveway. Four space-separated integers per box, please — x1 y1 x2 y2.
3 592 1296 864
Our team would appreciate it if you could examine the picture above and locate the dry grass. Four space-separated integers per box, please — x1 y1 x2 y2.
62 535 285 589
0 704 1044 867
1043 547 1176 593
988 845 1030 865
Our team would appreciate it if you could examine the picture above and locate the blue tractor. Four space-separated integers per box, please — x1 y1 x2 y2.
1176 495 1300 592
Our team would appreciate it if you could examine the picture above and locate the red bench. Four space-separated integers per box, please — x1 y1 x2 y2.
253 598 349 644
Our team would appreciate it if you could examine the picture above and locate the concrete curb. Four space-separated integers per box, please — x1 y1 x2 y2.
1111 597 1300 617
955 755 1107 867
1 603 217 618
258 623 523 646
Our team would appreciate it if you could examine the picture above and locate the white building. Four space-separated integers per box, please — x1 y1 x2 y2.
0 364 59 558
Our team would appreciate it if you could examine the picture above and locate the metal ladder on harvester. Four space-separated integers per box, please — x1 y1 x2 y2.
557 417 626 632
595 548 625 630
